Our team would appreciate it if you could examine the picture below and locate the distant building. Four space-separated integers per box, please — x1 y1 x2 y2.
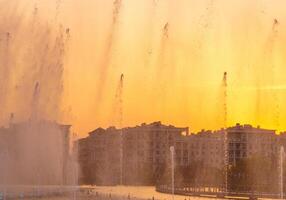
86 127 121 185
188 124 284 168
77 122 286 186
77 137 90 184
188 129 224 169
121 122 189 185
78 121 189 185
227 123 278 166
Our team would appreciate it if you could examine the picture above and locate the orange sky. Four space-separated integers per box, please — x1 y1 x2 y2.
4 0 286 136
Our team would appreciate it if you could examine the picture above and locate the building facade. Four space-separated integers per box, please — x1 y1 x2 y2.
227 124 279 166
78 122 189 185
78 122 286 186
187 130 224 169
121 122 189 184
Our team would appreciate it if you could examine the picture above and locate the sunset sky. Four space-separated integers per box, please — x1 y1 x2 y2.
3 0 286 136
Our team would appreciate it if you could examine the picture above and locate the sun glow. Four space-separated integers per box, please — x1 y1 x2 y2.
1 0 286 135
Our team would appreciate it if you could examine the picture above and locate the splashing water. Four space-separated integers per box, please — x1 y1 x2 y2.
195 0 217 51
112 73 124 184
170 146 175 200
271 19 280 129
223 72 228 127
96 0 123 102
119 73 124 185
30 81 40 120
112 73 124 128
0 32 12 123
55 0 62 20
255 18 279 127
163 22 169 39
223 71 228 192
280 146 284 199
156 22 170 78
113 0 122 24
0 1 76 187
144 0 158 68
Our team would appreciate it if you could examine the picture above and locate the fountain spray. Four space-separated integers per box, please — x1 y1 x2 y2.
157 22 169 72
199 0 216 29
96 0 123 101
163 22 169 39
0 32 11 124
223 72 227 127
223 71 228 193
255 18 279 127
31 82 40 120
154 22 170 112
271 19 280 130
144 0 158 68
280 146 284 199
118 73 124 127
113 0 122 24
268 19 279 129
195 0 217 51
55 0 62 20
170 146 175 200
0 2 73 187
72 132 79 200
117 73 124 185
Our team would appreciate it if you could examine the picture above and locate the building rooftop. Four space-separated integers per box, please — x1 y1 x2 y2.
227 123 276 134
88 121 189 137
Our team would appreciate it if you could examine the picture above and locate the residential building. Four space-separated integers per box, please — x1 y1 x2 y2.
78 122 286 186
79 121 189 185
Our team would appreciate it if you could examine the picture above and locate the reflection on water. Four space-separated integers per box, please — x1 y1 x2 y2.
95 186 215 200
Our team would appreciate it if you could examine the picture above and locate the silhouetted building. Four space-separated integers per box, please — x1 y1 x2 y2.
188 129 224 169
86 127 121 185
227 123 278 166
77 137 90 184
188 124 283 168
78 121 189 185
78 122 286 186
122 122 189 184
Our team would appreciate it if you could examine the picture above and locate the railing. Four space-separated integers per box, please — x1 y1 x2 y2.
156 184 283 200
1 185 283 200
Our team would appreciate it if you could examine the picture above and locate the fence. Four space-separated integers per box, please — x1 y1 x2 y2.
156 184 284 200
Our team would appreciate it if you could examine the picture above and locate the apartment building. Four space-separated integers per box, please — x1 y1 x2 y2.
78 122 285 185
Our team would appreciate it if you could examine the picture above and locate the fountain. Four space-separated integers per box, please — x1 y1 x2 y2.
2 0 286 199
96 0 123 101
119 74 124 185
111 73 125 185
280 146 284 199
170 146 175 200
223 72 228 193
0 1 78 198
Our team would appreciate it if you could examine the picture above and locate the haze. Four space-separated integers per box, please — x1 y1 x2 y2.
2 0 286 136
